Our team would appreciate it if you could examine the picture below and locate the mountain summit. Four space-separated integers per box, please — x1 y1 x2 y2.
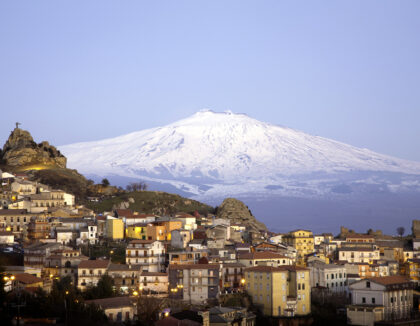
60 111 420 198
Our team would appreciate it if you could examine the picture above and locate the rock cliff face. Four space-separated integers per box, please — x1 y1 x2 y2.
217 198 267 231
1 128 66 169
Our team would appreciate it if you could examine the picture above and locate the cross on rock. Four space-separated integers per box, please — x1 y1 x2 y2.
15 122 21 129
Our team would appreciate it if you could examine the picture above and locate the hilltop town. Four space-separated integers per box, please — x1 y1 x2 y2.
0 127 419 326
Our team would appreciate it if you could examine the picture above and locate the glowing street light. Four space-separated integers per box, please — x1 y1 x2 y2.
133 291 139 296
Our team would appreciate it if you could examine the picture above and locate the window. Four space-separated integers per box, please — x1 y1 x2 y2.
302 283 305 290
362 297 366 303
298 284 301 290
366 281 370 288
372 298 375 304
390 297 393 303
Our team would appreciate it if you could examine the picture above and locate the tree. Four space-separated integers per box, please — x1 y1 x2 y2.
397 226 405 238
101 178 110 187
137 296 167 324
83 275 114 300
126 181 148 192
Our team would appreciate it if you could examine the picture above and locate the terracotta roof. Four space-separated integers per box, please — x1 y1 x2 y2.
78 259 110 269
139 271 168 276
245 265 309 272
129 223 148 227
115 209 135 218
85 296 134 309
168 263 219 270
346 234 374 239
128 239 155 244
339 247 377 252
155 316 201 326
108 263 140 272
0 231 14 236
368 276 411 286
235 243 251 248
14 273 43 284
238 251 289 260
0 209 28 215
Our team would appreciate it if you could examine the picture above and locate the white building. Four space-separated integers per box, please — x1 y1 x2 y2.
171 229 192 249
309 261 347 292
0 231 14 244
338 247 380 264
269 234 284 244
138 271 168 293
347 276 414 326
77 259 110 291
126 240 165 272
11 180 37 195
174 214 197 230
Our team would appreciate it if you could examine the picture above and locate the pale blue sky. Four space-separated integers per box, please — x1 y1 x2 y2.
1 1 419 161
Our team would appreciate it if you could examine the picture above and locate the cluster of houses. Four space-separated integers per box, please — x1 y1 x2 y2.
1 171 420 325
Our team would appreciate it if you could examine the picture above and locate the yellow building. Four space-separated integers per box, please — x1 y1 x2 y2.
283 229 314 266
106 218 124 240
400 258 420 283
146 220 182 241
245 266 311 317
126 223 147 240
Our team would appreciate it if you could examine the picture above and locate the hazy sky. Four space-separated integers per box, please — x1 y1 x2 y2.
1 1 419 161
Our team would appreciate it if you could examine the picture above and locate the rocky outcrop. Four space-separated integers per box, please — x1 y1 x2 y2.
217 198 267 231
1 127 66 169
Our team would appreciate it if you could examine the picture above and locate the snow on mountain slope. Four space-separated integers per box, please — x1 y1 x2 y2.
60 110 420 197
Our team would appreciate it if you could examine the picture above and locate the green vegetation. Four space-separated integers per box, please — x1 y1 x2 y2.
3 276 110 326
85 190 215 215
81 242 126 264
30 167 90 199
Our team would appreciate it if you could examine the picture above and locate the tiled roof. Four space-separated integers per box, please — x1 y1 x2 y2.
78 259 110 269
238 251 289 260
14 273 43 284
168 263 219 270
245 265 308 272
0 209 28 215
108 263 139 271
139 271 168 276
115 209 133 216
339 247 377 252
368 276 411 286
155 316 201 326
346 234 374 239
0 231 14 236
85 296 134 309
128 239 155 244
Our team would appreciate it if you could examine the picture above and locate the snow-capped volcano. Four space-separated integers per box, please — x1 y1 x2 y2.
60 110 420 198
